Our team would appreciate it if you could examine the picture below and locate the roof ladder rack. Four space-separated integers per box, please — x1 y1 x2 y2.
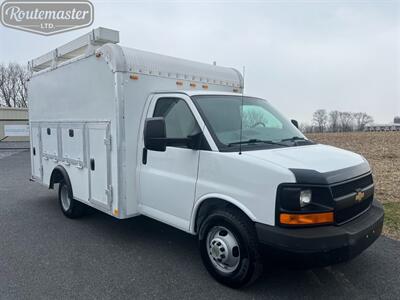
28 27 119 73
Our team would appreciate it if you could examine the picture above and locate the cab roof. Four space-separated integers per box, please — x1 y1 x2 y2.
153 90 245 97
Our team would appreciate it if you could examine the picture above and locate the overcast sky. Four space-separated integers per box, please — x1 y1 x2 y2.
1 0 399 123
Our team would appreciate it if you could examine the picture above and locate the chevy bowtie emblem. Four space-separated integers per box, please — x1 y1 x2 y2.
355 191 365 202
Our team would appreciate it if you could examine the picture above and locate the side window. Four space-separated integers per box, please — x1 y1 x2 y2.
153 97 201 141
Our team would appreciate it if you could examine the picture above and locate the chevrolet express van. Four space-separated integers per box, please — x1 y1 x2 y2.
28 28 384 287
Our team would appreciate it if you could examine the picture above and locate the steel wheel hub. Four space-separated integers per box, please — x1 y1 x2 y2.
206 226 240 274
60 185 71 211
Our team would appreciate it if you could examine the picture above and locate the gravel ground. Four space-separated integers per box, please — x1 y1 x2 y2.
0 150 24 160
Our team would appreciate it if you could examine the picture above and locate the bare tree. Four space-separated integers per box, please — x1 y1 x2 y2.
312 109 328 132
16 64 28 107
353 112 373 131
243 107 271 129
309 109 376 132
328 110 341 132
301 122 314 133
299 122 307 133
0 63 11 107
0 62 29 108
339 112 354 132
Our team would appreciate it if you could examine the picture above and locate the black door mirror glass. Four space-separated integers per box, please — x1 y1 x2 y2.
144 117 167 152
291 119 299 128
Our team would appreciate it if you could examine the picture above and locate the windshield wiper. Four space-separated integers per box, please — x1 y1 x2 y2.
280 136 314 144
228 139 289 147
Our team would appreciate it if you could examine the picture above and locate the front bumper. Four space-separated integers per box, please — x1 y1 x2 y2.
256 200 384 261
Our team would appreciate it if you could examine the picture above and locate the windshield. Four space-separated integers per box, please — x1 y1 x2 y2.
192 95 307 151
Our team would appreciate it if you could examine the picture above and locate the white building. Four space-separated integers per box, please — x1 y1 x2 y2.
365 123 400 131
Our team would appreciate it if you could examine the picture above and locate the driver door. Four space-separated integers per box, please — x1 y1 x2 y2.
139 94 203 231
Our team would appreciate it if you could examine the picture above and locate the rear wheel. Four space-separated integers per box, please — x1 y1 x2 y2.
198 208 263 288
58 181 86 218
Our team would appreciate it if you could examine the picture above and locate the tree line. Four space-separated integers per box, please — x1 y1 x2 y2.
0 63 29 108
301 109 374 133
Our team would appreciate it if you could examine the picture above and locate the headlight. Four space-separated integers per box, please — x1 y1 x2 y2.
299 189 312 207
277 184 334 227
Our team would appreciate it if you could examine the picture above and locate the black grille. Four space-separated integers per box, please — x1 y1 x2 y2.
332 173 374 224
335 196 373 224
331 173 373 198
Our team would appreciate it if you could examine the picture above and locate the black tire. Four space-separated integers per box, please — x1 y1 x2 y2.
198 208 263 288
58 181 86 218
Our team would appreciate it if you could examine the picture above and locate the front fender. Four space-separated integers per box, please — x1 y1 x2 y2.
189 193 257 234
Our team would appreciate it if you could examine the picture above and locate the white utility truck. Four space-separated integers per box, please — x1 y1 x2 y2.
28 27 384 287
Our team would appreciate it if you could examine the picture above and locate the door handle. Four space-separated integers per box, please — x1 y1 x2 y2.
90 158 95 171
142 148 147 165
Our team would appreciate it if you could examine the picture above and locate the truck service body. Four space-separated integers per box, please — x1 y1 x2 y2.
28 28 384 287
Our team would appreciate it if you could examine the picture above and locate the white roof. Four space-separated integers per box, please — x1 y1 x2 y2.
29 27 243 89
97 43 242 88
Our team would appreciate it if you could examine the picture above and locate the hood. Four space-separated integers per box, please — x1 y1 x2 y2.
243 144 367 174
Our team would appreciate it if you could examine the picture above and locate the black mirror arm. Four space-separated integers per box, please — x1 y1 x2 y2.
187 132 205 150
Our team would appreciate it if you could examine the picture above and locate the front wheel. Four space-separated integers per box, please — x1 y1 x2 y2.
198 208 263 288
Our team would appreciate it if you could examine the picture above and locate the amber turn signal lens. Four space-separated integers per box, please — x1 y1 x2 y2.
280 212 334 225
130 74 139 80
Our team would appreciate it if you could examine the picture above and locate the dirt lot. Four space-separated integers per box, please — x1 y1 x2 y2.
307 131 400 239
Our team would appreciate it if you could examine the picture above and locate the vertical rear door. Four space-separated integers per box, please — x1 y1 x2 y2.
30 125 42 180
88 122 112 209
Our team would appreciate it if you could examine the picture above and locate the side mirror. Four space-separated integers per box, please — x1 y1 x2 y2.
144 117 167 152
291 119 299 129
187 132 205 150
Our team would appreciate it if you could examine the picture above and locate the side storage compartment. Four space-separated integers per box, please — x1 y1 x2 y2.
41 125 59 159
87 122 112 210
41 124 60 185
60 123 88 202
60 124 85 165
33 121 113 215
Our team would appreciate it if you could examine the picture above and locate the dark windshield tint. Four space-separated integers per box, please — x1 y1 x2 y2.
192 95 305 151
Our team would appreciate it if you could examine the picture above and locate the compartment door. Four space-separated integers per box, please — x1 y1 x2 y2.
88 123 112 209
30 125 42 180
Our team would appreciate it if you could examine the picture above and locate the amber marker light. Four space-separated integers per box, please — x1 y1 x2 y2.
176 80 183 86
280 212 334 225
130 74 139 80
202 84 208 89
190 82 196 88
